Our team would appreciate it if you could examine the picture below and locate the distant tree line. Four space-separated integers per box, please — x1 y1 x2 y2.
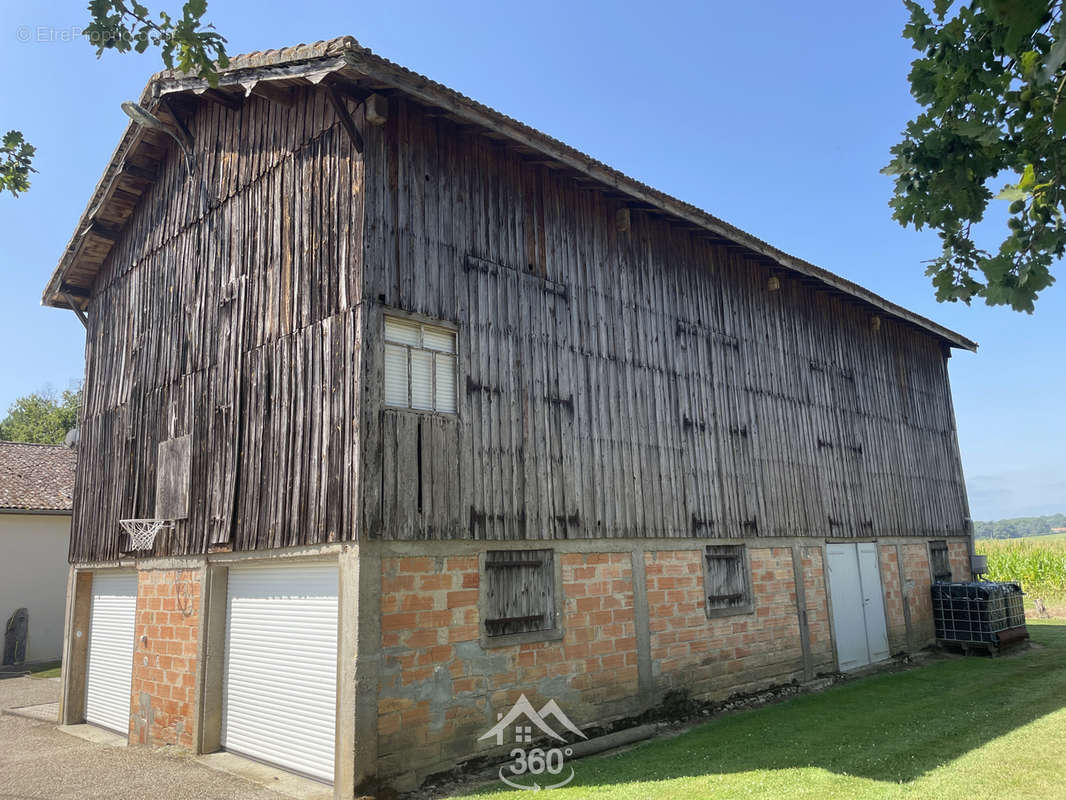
974 513 1066 539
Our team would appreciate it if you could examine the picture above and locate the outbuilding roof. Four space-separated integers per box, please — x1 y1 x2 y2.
0 441 76 512
41 35 977 352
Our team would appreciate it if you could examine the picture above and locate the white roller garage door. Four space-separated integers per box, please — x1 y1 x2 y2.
222 562 338 783
85 572 138 734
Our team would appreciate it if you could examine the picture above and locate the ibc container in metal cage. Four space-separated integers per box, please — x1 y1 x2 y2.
931 581 1028 650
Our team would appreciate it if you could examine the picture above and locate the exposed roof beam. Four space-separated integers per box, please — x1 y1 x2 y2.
195 87 244 111
325 85 364 154
241 79 296 106
59 283 90 298
62 293 88 329
81 220 121 242
119 160 159 182
160 97 195 151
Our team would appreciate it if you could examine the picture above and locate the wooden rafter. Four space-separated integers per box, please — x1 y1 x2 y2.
325 85 364 154
247 81 295 107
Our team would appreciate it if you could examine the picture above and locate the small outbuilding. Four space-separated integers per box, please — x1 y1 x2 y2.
0 441 75 666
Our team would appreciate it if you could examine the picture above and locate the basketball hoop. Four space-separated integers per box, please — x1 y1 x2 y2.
120 518 173 552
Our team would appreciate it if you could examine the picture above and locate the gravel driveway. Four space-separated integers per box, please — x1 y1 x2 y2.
0 676 290 800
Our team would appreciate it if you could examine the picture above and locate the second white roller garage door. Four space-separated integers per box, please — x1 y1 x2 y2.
221 562 338 783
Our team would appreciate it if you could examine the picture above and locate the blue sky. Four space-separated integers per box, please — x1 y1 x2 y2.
0 1 1062 520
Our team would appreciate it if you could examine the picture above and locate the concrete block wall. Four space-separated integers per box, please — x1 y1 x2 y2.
129 568 201 748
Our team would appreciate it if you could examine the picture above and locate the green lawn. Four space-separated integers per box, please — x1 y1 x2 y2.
28 662 61 679
448 621 1066 800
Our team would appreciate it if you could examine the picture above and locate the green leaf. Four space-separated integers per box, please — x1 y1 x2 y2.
1021 49 1041 77
954 118 1002 145
1019 163 1038 191
933 0 953 18
997 184 1027 202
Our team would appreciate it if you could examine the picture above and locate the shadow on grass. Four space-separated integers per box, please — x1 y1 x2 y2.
464 623 1066 795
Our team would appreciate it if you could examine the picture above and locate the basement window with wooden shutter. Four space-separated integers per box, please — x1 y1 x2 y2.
930 540 952 583
383 316 458 414
483 549 556 640
704 545 753 618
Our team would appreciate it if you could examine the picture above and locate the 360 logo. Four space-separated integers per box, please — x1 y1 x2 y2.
479 694 587 791
503 745 575 790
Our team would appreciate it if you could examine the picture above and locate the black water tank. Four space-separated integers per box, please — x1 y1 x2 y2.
931 581 1027 645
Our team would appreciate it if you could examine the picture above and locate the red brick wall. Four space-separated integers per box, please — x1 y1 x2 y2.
901 543 934 644
879 545 908 653
559 553 639 704
373 540 957 788
377 553 638 784
948 540 972 581
800 546 834 671
130 569 200 748
645 547 804 698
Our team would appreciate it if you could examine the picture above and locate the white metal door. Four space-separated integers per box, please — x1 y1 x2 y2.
857 543 890 663
84 572 137 734
826 544 869 671
222 562 338 783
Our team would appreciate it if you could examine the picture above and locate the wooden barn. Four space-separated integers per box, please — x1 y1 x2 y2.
45 37 977 795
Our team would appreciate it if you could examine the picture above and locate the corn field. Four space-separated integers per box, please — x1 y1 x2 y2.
976 537 1066 602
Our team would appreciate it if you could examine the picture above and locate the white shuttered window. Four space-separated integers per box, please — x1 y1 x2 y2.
383 316 458 414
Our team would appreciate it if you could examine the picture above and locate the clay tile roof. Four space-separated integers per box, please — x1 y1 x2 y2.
0 442 76 512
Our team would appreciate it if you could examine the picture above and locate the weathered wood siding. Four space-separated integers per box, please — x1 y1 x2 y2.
359 98 970 542
71 88 365 561
71 88 970 561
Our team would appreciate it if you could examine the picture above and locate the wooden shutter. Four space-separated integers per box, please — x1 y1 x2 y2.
930 541 952 582
704 545 751 614
155 435 191 520
484 549 555 636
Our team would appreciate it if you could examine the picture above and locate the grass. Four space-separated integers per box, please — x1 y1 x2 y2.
446 621 1066 800
28 661 61 679
976 537 1066 603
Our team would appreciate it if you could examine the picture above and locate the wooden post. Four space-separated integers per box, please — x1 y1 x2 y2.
791 545 814 680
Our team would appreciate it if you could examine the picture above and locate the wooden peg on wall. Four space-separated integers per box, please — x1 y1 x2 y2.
366 94 389 126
